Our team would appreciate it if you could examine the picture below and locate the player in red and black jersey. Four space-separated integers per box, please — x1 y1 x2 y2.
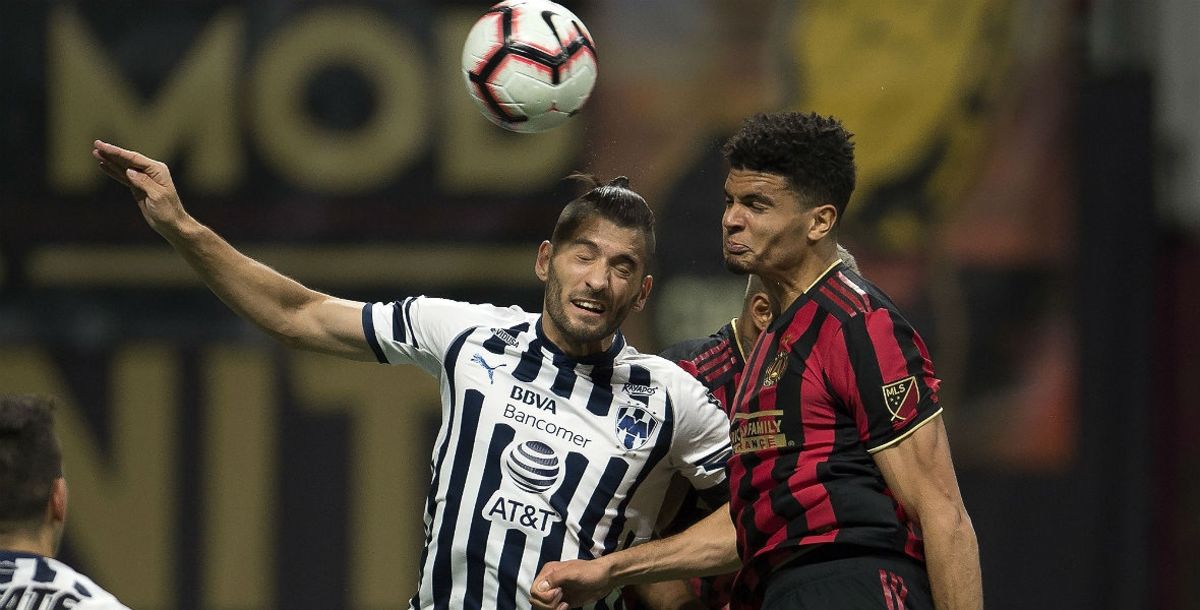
624 276 772 610
531 114 980 610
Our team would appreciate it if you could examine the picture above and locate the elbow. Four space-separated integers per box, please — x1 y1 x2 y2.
909 498 976 542
264 311 315 350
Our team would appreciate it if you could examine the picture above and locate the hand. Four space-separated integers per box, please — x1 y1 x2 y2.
530 559 614 610
92 140 188 237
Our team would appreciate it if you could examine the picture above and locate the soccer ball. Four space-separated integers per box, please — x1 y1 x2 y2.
461 0 597 133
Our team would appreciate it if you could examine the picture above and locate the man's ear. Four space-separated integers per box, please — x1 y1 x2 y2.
807 204 838 242
534 240 552 282
631 275 653 312
749 292 773 332
49 478 67 525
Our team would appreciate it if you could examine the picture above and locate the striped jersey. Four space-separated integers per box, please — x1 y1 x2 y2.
639 320 748 610
362 297 733 610
726 261 943 607
659 320 745 419
0 551 130 609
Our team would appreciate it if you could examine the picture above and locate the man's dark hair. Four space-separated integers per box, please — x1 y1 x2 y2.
722 112 857 216
0 395 63 530
550 174 656 268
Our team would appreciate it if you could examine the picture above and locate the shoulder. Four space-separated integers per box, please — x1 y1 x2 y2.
42 559 129 608
621 352 713 397
403 296 535 327
658 325 731 365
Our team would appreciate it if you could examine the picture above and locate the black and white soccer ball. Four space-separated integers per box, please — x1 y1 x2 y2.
461 0 597 133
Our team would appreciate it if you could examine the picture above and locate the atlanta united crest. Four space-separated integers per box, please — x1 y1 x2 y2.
614 405 662 451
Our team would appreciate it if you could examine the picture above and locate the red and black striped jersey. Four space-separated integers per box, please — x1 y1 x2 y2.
659 320 746 416
645 322 747 610
726 261 943 608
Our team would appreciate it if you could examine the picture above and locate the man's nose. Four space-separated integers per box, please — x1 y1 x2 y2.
582 262 609 291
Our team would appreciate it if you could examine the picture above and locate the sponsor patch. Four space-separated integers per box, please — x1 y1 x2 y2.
622 383 657 398
490 328 519 347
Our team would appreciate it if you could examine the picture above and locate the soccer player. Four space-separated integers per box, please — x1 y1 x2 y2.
632 247 861 610
0 395 131 609
531 112 982 610
91 141 733 610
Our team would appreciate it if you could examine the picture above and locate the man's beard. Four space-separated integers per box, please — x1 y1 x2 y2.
544 269 621 347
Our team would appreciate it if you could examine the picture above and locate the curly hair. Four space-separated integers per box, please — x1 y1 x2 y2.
551 173 656 267
722 112 857 216
0 395 62 530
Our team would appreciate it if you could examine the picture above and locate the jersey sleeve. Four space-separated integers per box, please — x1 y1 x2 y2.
667 373 733 491
832 307 943 453
361 297 487 375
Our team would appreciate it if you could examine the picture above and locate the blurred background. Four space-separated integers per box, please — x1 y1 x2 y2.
0 0 1194 608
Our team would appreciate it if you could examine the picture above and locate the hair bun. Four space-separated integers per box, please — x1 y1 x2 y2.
608 176 631 189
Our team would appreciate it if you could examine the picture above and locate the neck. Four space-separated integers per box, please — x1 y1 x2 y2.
539 317 613 358
0 530 53 557
763 245 839 312
730 317 755 360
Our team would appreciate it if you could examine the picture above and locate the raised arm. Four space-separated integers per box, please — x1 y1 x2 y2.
93 140 374 361
873 416 983 610
530 503 740 610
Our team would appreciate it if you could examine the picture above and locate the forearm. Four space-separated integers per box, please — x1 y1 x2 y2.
921 508 983 610
630 580 706 610
163 217 327 346
601 503 740 587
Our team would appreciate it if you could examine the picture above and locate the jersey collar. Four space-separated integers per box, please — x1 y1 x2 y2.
535 316 627 366
767 259 845 334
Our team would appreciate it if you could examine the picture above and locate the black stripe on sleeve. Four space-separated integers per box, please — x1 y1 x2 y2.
403 297 419 349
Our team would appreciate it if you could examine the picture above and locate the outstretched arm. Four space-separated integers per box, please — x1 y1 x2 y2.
530 503 740 610
93 140 373 361
873 416 983 610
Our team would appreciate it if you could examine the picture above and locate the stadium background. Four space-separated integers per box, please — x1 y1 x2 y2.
0 1 1194 608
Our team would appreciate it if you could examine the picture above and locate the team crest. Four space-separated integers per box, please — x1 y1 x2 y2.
881 376 918 421
614 405 661 450
761 351 790 388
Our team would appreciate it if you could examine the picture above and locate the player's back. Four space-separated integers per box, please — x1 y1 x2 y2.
0 551 130 609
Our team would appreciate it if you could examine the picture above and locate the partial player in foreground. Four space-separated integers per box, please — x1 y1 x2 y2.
92 141 732 610
0 395 132 609
532 112 982 610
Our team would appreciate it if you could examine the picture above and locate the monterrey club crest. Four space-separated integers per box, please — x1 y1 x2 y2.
881 376 919 422
615 405 662 451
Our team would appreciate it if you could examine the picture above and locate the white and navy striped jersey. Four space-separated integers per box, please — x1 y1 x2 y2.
363 297 733 610
0 551 130 609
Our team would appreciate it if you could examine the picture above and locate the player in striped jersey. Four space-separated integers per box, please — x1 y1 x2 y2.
532 114 981 610
630 249 861 609
0 395 131 609
92 142 733 610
